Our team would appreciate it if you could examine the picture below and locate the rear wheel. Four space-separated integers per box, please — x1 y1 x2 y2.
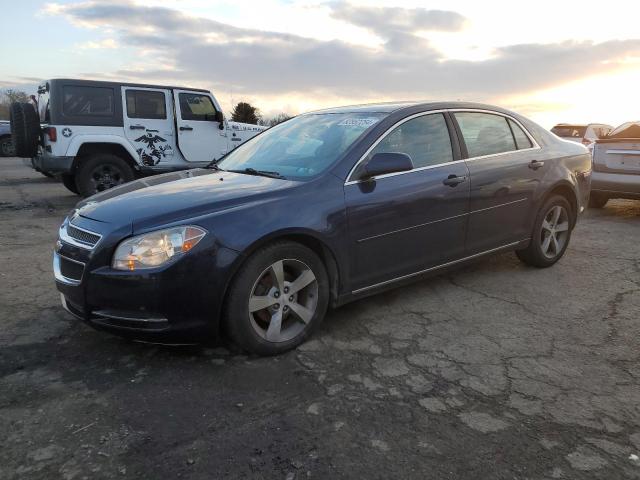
588 193 608 208
223 241 329 355
75 154 135 197
516 195 573 268
61 174 79 194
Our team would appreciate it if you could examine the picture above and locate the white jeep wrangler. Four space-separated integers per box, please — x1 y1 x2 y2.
10 79 266 196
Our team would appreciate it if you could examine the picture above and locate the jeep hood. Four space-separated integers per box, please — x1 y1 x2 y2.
74 169 296 231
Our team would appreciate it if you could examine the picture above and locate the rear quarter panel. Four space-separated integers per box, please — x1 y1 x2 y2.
526 120 592 220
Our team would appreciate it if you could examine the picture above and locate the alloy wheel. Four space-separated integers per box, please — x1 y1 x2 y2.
540 205 570 259
90 164 126 192
248 259 318 343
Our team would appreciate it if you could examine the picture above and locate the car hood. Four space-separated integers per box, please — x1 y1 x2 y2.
74 169 297 231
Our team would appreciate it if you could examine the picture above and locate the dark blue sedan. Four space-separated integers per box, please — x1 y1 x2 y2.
54 102 592 355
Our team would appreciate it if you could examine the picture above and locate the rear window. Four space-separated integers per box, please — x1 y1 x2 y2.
126 90 166 119
63 86 114 117
508 119 533 149
551 126 586 138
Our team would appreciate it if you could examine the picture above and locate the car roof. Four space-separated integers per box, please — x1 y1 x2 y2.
305 101 521 115
46 78 210 93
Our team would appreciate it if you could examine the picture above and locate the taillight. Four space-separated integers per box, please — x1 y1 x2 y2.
47 127 57 142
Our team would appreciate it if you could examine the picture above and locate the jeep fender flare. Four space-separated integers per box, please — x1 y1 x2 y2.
65 135 139 165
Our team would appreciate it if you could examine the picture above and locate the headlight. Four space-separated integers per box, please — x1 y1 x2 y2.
112 226 207 271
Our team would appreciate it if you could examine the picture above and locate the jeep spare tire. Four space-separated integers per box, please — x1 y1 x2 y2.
10 102 40 158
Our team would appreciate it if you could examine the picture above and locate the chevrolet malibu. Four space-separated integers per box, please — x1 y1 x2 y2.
54 102 591 355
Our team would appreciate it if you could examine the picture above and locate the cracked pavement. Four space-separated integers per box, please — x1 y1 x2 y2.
1 157 639 479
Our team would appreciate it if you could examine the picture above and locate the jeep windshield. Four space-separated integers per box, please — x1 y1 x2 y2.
217 112 387 179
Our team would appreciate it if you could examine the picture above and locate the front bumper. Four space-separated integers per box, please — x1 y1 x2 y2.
32 152 74 174
591 170 640 198
54 218 241 343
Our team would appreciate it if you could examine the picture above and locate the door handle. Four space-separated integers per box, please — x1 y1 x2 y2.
129 125 145 130
443 174 467 187
179 126 193 131
146 129 159 133
528 159 545 170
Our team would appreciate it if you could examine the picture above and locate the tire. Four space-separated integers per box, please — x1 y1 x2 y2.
75 154 135 197
9 102 40 158
588 193 608 208
0 135 15 156
223 241 330 355
516 195 574 268
61 173 79 194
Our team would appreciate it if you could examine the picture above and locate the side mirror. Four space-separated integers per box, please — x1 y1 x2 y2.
362 152 413 179
215 110 225 130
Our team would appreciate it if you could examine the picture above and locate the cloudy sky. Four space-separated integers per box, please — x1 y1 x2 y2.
1 0 639 127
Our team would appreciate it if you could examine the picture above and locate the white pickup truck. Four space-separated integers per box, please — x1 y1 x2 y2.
10 79 266 196
589 122 640 207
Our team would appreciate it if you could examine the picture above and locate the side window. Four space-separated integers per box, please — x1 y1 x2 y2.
369 113 453 169
179 93 217 121
508 118 533 149
455 112 516 157
126 90 166 119
63 86 114 117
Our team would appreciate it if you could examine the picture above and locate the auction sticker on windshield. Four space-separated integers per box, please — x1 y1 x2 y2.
338 117 380 127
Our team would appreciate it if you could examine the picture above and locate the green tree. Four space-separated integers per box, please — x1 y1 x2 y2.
230 102 261 125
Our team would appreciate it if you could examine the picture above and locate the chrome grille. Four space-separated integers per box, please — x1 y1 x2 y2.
67 224 101 246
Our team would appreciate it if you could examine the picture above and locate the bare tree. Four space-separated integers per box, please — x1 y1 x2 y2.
0 89 29 121
259 113 293 127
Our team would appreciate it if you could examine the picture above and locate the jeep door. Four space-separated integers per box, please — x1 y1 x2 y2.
173 90 228 163
122 87 178 168
345 112 470 292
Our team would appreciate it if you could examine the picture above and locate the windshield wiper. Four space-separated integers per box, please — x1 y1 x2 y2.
229 167 285 179
205 160 224 170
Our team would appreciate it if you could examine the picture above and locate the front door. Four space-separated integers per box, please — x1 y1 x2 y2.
173 90 228 163
345 112 470 292
452 111 545 254
122 87 177 167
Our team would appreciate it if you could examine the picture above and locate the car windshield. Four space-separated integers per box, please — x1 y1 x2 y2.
217 112 387 179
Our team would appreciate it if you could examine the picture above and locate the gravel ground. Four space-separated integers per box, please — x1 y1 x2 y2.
1 156 639 479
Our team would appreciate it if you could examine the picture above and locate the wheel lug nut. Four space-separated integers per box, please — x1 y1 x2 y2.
283 306 289 311
289 296 294 302
274 292 280 298
274 303 280 309
284 287 289 293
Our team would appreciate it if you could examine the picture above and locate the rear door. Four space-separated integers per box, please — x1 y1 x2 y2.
173 90 228 163
345 112 470 292
453 111 544 254
122 87 177 167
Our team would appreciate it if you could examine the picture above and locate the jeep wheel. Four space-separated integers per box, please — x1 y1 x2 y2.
76 154 135 197
9 102 40 158
61 174 79 195
0 136 15 156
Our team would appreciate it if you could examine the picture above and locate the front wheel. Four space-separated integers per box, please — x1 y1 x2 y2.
516 195 573 268
223 241 329 355
0 136 15 156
